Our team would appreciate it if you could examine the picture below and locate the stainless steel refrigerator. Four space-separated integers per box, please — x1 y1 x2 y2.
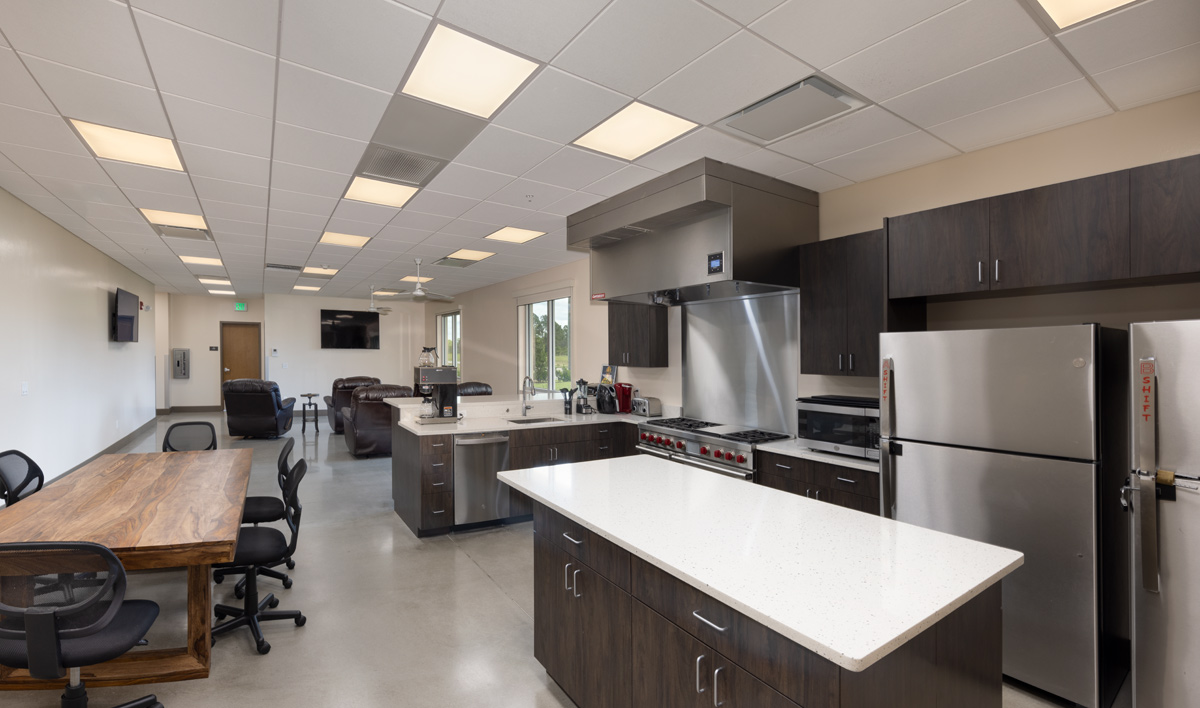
1128 319 1200 708
879 324 1129 708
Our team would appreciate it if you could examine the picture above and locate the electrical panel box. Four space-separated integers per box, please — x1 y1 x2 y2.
172 348 190 379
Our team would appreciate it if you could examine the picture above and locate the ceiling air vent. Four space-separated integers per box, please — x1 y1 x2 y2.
265 263 303 272
153 224 212 241
430 255 477 268
357 145 446 187
716 77 867 145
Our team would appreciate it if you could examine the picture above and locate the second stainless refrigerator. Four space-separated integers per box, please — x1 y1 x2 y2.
879 324 1128 708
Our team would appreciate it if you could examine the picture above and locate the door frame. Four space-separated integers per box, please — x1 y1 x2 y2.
218 321 263 401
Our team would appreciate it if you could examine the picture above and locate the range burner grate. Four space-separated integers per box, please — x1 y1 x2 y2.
719 430 789 444
649 418 720 431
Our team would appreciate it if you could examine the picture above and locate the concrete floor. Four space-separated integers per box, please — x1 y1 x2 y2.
6 411 1076 707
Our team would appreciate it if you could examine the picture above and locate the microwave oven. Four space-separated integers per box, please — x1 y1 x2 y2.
795 396 880 460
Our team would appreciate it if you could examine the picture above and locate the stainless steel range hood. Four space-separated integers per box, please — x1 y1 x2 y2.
568 158 818 304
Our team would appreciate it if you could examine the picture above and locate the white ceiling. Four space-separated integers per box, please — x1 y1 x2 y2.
0 0 1195 299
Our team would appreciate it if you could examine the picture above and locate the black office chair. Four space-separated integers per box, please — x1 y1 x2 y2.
212 459 308 655
0 542 162 708
214 439 297 597
162 422 218 452
0 449 45 506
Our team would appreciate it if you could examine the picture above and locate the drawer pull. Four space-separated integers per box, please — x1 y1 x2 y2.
431 482 445 487
598 429 608 433
562 532 583 546
692 610 727 632
598 446 609 451
775 463 792 470
572 569 582 598
431 463 444 468
432 509 445 514
565 562 573 590
836 476 856 484
431 443 444 447
696 654 706 694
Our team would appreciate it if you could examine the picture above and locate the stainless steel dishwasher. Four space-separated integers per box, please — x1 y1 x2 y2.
453 433 510 525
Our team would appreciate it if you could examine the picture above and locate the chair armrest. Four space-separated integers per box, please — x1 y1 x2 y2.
280 397 297 410
341 406 353 423
323 395 334 408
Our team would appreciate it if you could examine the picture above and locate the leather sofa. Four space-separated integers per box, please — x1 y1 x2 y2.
343 384 413 457
223 379 295 438
458 381 493 396
324 376 380 433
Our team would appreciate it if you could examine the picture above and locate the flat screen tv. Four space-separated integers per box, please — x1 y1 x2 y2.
111 288 139 342
321 309 380 350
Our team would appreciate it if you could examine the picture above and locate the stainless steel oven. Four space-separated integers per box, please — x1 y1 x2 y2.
795 396 879 460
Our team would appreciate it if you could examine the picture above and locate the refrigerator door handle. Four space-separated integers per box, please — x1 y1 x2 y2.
880 358 894 439
1135 470 1160 593
1134 357 1160 593
880 439 896 519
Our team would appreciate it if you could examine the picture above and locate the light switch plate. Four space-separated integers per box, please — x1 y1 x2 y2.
21 382 29 396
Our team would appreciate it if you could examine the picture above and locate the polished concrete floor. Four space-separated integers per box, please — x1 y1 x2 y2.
7 411 1083 707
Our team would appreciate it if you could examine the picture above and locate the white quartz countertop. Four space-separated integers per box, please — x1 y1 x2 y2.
499 456 1023 672
385 394 655 436
755 439 881 473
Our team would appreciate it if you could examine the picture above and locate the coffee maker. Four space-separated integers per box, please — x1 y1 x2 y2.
414 366 458 424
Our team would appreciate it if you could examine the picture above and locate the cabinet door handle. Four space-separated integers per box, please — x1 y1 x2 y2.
431 443 444 447
598 429 608 433
805 488 811 497
692 610 727 632
849 353 855 371
562 532 583 546
995 259 1000 282
598 446 609 451
978 261 983 284
815 489 822 501
836 477 856 484
713 666 725 707
775 463 792 470
431 463 444 467
432 509 445 514
432 482 445 487
838 354 844 371
572 569 582 598
696 655 706 694
564 562 573 590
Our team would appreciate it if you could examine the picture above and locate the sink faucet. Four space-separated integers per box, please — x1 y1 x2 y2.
521 376 535 416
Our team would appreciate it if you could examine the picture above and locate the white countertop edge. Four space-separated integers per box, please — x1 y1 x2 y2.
755 440 881 473
500 470 1024 672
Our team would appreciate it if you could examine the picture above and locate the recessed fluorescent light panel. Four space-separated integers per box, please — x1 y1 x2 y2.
294 285 322 291
1035 0 1137 28
180 255 223 267
303 266 338 276
320 231 371 248
344 176 418 208
400 276 433 283
373 290 400 296
198 278 230 286
141 209 207 230
448 249 493 261
208 290 235 295
70 119 183 171
485 227 544 244
575 103 697 161
402 25 538 119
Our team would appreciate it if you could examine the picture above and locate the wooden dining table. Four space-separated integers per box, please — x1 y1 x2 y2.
0 449 252 689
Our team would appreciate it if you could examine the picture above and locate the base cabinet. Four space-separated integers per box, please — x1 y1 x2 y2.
757 452 880 515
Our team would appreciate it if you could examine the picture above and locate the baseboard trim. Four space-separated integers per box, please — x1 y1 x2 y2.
161 405 224 413
54 417 158 483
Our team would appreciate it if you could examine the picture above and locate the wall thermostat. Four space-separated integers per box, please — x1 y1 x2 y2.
707 251 724 275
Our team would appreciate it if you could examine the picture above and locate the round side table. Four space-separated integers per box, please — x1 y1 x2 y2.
300 393 319 433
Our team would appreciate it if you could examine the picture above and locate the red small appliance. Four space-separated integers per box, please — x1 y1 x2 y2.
615 383 634 414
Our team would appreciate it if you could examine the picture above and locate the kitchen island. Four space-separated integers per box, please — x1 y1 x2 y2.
501 456 1024 708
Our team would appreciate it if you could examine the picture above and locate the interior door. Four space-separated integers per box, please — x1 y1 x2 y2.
220 322 261 387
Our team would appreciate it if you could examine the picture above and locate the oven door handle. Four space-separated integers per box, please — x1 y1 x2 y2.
636 444 673 460
677 455 753 480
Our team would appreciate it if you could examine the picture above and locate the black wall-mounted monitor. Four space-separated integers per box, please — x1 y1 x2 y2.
111 288 139 342
320 309 380 350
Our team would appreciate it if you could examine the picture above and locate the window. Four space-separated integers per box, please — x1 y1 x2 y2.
519 296 570 394
436 311 461 377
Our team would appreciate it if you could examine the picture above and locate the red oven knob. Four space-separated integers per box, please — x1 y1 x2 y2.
655 436 663 444
664 438 672 447
725 452 734 461
640 432 647 441
736 454 746 464
676 441 685 449
713 449 722 458
699 446 708 455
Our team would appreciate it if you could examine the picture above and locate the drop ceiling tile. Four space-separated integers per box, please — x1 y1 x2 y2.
493 67 630 144
0 0 154 85
272 123 368 174
21 55 172 137
421 232 485 249
38 176 129 205
161 94 273 157
1090 42 1200 110
455 125 563 177
0 143 111 184
555 0 738 96
208 217 266 237
375 225 431 243
99 159 195 196
275 61 392 141
402 190 478 218
270 161 350 198
817 131 959 182
460 200 535 226
636 127 755 172
0 103 88 155
179 143 271 187
279 0 428 92
267 223 321 243
770 107 916 163
62 202 139 224
642 31 813 125
13 193 73 214
268 208 328 230
202 199 267 223
440 0 607 62
129 0 279 54
582 165 661 197
269 187 338 217
331 199 400 226
1058 0 1200 74
436 219 499 238
515 211 567 234
882 40 1082 128
134 10 276 117
425 163 513 200
388 210 454 232
701 0 786 25
192 175 268 208
752 0 961 69
122 187 203 213
0 170 51 196
488 178 576 210
725 149 810 178
824 0 1046 102
526 146 625 190
541 190 605 217
0 47 55 112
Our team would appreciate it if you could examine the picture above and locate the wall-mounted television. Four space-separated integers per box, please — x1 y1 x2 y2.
320 310 380 350
111 288 139 342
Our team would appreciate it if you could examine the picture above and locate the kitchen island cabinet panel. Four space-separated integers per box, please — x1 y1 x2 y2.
888 199 990 299
1131 153 1200 278
534 535 578 699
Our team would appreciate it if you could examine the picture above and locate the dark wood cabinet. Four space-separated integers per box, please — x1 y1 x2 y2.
756 452 879 515
888 199 990 299
608 301 668 368
392 421 457 537
1131 153 1200 278
799 230 891 377
989 171 1130 290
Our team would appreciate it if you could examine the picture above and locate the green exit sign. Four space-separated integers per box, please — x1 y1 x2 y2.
234 302 247 312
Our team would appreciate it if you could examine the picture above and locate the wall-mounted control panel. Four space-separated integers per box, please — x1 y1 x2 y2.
172 348 190 379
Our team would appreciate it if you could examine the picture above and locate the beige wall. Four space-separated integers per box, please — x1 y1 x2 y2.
0 189 156 480
167 294 264 408
153 291 170 410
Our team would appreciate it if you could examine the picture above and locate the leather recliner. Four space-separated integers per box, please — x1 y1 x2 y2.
342 384 412 457
458 381 493 396
223 379 296 438
324 376 381 433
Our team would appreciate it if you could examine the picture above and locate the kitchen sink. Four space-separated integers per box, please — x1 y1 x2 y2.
507 417 563 425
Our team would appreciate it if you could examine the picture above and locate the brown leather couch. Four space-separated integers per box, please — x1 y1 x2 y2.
343 384 413 457
458 381 493 396
324 376 380 433
223 379 295 438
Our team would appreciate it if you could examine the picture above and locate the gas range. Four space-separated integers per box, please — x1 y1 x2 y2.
636 417 789 479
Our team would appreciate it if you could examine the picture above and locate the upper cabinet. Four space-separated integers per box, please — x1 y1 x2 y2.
608 302 668 368
1131 154 1200 278
887 199 990 299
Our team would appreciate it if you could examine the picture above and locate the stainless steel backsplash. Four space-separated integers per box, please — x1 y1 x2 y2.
681 292 798 434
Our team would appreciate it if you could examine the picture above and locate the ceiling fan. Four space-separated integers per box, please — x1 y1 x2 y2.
393 258 453 302
368 287 393 315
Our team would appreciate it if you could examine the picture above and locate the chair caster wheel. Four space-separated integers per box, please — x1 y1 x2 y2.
213 574 225 584
282 578 293 589
285 559 296 570
215 611 226 620
234 587 245 600
268 597 280 608
295 615 306 627
256 640 271 655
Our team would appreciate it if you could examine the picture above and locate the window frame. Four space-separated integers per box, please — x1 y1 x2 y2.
435 310 461 379
519 296 571 395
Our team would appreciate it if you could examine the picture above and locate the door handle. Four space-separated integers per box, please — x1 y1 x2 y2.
712 666 725 707
849 353 854 372
838 354 843 371
1134 357 1159 592
696 655 706 694
564 562 573 591
994 259 1000 282
431 482 445 487
572 569 581 598
978 260 983 284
